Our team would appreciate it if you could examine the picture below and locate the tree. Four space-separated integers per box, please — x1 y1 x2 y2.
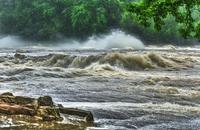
70 0 125 37
128 0 200 40
0 0 64 40
0 0 127 40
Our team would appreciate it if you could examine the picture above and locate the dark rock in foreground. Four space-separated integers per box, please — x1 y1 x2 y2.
0 92 94 130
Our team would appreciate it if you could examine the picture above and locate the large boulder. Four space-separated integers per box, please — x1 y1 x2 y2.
38 96 54 106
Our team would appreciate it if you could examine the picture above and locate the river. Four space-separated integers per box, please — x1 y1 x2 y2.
0 46 200 130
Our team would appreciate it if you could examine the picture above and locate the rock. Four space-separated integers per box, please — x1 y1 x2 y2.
0 104 36 115
37 106 62 121
38 96 54 106
59 108 94 122
1 92 13 96
0 95 35 105
14 53 26 59
57 104 64 108
84 111 94 122
0 92 94 126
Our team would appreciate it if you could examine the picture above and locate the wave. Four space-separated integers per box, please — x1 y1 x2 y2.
11 52 191 71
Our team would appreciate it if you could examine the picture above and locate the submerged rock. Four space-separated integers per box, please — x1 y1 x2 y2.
14 53 26 59
1 92 13 96
0 92 94 129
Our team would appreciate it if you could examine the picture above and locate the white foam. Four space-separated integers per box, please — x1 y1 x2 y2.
57 30 145 50
81 30 144 49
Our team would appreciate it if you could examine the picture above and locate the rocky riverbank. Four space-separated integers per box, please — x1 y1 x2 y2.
0 92 94 130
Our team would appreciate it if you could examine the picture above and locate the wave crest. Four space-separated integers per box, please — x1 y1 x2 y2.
22 52 190 71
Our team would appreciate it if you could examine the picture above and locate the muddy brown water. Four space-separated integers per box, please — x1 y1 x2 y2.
0 47 200 130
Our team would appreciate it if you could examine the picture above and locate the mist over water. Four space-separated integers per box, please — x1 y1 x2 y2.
0 31 145 49
0 36 25 48
59 31 144 50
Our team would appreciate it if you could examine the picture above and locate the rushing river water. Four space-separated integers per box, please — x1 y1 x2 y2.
0 46 200 130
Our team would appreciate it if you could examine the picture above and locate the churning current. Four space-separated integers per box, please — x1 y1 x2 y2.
0 45 200 130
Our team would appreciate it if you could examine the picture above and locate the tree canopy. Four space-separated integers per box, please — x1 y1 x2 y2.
0 0 199 44
0 0 126 40
128 0 200 40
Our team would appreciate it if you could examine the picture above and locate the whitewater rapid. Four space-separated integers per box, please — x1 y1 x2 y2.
0 46 199 130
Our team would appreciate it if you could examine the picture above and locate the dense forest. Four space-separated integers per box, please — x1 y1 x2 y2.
0 0 199 45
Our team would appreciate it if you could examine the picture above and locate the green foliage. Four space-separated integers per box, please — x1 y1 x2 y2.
0 0 127 40
128 0 200 40
0 0 199 44
0 0 63 39
70 0 125 37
